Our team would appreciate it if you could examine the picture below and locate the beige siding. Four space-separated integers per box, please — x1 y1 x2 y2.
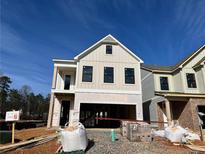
81 44 137 63
202 66 205 86
76 44 141 92
173 71 183 92
196 68 205 93
153 48 205 94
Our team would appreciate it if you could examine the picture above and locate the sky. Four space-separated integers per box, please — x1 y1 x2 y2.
0 0 205 95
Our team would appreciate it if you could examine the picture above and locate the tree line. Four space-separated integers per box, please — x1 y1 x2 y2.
0 76 49 120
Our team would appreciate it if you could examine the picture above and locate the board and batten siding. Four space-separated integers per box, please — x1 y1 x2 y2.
76 44 141 92
196 68 205 93
173 71 183 92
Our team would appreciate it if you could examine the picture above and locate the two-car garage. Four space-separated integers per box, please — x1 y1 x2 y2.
80 103 136 128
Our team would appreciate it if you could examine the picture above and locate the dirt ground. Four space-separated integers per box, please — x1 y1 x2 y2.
5 139 60 154
2 127 204 154
3 127 60 154
15 127 56 141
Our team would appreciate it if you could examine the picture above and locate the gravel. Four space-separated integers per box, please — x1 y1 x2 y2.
86 129 191 154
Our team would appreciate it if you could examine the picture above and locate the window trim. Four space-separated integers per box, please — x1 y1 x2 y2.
82 66 93 82
104 66 114 83
160 76 169 91
106 45 112 54
124 68 135 84
186 73 197 88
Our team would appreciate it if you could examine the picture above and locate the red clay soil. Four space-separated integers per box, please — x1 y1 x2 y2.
15 127 56 141
5 139 60 154
190 140 205 146
154 136 187 149
3 127 60 154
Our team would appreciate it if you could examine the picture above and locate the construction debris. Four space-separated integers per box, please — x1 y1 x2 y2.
164 125 187 142
153 124 200 144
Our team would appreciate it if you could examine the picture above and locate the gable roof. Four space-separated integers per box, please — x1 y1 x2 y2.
141 44 205 73
74 34 143 63
193 56 205 69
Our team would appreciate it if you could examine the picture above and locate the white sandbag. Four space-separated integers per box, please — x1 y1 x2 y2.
164 126 187 142
153 130 165 137
60 122 88 152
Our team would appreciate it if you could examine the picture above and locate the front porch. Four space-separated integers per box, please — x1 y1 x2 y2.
156 92 205 135
47 93 75 128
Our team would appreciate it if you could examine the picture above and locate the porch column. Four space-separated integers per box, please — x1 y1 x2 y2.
47 93 55 128
165 99 172 125
52 66 58 89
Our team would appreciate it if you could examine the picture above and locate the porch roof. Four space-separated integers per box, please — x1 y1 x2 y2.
155 91 205 98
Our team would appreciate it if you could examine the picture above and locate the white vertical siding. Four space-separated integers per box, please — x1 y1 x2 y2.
76 44 141 92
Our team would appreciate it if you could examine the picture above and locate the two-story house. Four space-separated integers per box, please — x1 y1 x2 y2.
141 45 205 134
47 34 143 128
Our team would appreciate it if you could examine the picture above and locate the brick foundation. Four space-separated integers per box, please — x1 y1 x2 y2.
157 98 205 134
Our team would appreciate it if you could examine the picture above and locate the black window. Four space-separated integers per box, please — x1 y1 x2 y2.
160 77 169 90
106 45 112 54
186 73 197 88
64 75 71 90
125 68 135 84
82 66 93 82
104 67 114 83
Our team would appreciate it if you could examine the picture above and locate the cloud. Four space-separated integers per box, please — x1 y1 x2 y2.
0 22 52 94
0 23 29 55
57 0 115 30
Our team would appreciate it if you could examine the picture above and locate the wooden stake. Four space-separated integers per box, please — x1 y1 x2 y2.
12 122 15 144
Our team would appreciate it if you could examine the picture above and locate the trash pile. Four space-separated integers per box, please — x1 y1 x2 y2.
121 121 205 152
58 122 88 153
153 125 200 143
152 124 205 152
153 124 200 143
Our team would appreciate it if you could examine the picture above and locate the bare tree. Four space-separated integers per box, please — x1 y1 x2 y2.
19 85 32 117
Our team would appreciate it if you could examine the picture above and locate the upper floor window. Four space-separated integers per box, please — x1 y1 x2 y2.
64 75 71 90
82 66 93 82
186 73 197 88
125 68 135 84
160 77 169 90
104 67 114 83
106 45 112 54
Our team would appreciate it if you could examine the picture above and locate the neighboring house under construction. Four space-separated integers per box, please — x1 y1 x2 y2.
141 45 205 135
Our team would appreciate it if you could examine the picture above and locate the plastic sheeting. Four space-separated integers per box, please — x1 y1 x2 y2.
154 125 200 143
164 126 187 142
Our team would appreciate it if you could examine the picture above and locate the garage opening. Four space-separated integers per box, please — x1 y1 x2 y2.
198 106 205 129
80 103 136 128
